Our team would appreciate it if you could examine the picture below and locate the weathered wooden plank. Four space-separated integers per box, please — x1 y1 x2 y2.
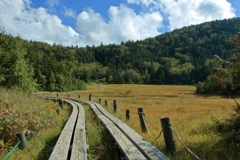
49 99 78 160
89 103 146 160
94 102 169 160
70 101 87 160
71 98 169 160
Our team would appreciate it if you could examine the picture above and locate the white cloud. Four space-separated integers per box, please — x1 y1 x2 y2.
0 0 236 47
0 0 162 46
63 6 76 17
0 0 83 46
127 0 236 30
158 0 235 30
76 4 163 45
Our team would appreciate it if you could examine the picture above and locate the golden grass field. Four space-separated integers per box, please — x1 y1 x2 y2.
62 84 239 160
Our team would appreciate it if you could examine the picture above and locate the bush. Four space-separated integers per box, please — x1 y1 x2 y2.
196 75 223 94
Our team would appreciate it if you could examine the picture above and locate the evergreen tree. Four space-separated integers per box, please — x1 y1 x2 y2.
0 28 37 92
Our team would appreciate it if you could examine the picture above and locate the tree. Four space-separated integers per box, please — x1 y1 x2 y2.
0 28 37 92
196 32 240 95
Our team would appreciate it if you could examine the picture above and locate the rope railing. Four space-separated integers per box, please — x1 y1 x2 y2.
169 126 201 160
79 96 201 159
117 104 162 139
146 129 163 140
129 114 139 119
117 107 125 115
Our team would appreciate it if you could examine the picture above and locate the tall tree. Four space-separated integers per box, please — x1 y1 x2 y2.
0 28 37 91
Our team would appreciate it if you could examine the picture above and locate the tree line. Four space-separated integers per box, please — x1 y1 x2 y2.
0 17 239 92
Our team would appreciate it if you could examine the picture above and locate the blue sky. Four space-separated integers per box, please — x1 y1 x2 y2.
0 0 239 47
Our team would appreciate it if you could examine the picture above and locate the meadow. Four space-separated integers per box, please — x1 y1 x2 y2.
1 84 239 160
65 84 239 160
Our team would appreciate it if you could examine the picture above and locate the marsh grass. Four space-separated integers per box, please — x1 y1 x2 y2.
66 84 240 160
0 87 71 159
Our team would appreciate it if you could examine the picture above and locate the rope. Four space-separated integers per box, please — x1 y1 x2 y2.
169 126 201 160
3 130 40 160
147 129 163 140
129 114 139 119
117 107 125 115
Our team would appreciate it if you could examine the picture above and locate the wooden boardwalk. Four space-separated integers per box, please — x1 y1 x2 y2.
69 98 169 160
41 95 169 160
48 99 87 160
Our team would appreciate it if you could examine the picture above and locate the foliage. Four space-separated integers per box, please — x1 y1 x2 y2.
0 87 57 151
1 18 240 91
196 32 240 95
212 115 240 144
196 74 223 94
196 32 240 148
0 28 37 92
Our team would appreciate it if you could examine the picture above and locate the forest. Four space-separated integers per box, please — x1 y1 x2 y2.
0 17 240 92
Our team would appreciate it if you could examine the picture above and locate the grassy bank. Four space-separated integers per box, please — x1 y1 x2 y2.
0 88 71 159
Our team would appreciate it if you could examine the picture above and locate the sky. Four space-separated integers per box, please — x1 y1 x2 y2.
0 0 239 47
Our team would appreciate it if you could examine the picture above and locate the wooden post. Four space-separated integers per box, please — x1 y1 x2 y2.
57 93 58 97
68 94 70 98
89 94 92 101
105 100 108 107
138 108 147 133
59 99 63 109
160 117 175 154
56 109 60 115
16 131 27 149
113 100 118 112
78 95 80 99
126 110 130 120
99 98 102 104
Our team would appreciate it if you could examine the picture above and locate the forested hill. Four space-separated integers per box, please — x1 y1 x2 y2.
0 18 239 92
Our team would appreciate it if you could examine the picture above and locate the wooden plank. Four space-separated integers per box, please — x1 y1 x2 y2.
89 103 146 160
94 102 169 160
49 99 78 160
70 101 87 160
70 98 169 160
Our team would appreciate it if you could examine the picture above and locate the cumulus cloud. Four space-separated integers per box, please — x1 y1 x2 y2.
127 0 236 30
158 0 235 30
76 4 163 45
0 0 236 47
0 0 82 46
0 0 162 46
